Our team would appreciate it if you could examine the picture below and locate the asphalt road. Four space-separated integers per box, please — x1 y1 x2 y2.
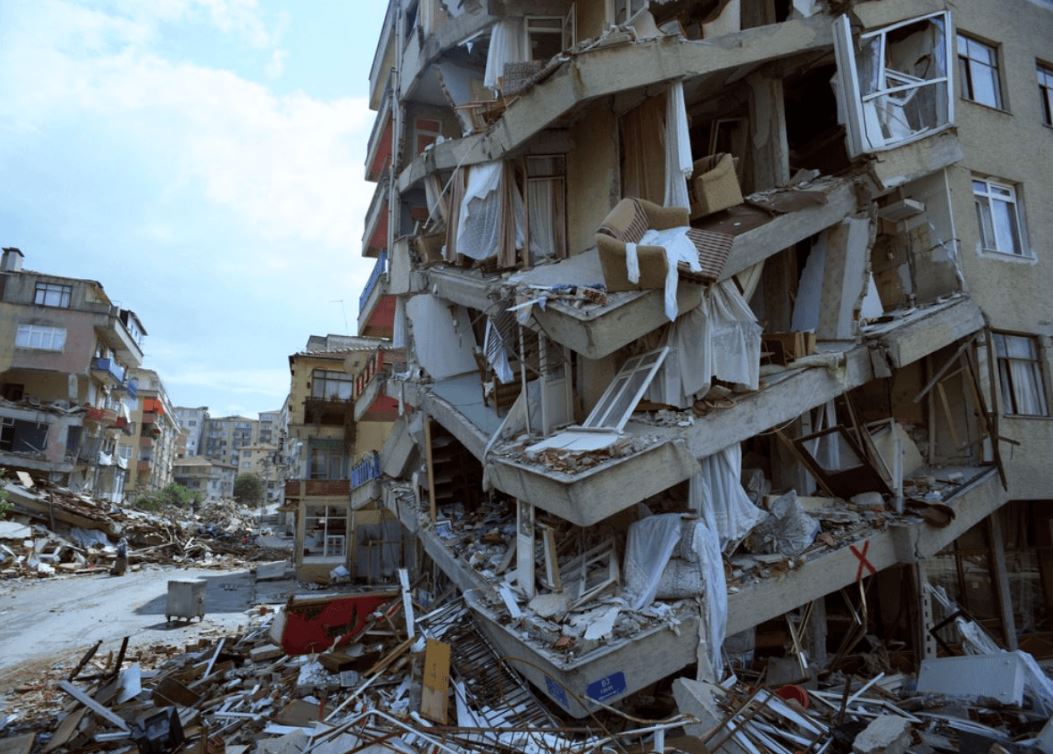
0 564 255 676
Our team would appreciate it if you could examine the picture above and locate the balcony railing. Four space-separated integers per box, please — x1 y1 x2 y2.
284 479 352 498
91 357 126 385
351 452 382 489
359 250 387 312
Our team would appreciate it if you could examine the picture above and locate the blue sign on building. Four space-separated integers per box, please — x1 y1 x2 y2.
586 671 626 702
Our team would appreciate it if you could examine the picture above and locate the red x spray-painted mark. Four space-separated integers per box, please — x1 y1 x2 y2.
850 539 877 583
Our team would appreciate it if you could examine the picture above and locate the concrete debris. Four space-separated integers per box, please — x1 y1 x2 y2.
852 715 913 754
0 478 279 580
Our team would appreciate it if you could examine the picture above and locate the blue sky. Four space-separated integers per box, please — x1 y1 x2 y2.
0 0 388 418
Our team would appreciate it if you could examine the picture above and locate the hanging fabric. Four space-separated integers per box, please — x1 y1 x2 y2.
621 93 666 204
484 18 527 92
646 278 762 408
689 443 768 548
664 80 693 209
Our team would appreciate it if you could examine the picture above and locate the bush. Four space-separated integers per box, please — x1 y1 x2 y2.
133 483 198 512
234 474 264 506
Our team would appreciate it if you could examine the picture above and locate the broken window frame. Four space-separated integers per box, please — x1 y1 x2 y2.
33 282 72 308
14 324 66 352
582 347 669 432
972 177 1027 257
833 12 955 157
957 33 1003 110
1037 63 1053 127
993 332 1050 418
607 0 647 27
523 16 564 63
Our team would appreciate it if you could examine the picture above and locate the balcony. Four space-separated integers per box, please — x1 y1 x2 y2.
284 479 351 501
351 452 382 489
85 406 118 428
362 178 389 259
368 1 396 110
114 416 133 435
90 357 126 387
357 252 396 339
365 90 393 183
353 347 402 422
142 397 165 416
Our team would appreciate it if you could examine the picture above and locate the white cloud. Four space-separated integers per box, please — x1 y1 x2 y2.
0 0 375 250
265 48 287 79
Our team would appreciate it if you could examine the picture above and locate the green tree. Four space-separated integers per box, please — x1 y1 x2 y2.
133 482 198 512
233 474 264 506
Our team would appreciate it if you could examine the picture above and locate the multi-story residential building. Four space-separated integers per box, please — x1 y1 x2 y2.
284 334 398 581
360 0 1053 718
0 248 147 502
237 442 282 504
172 456 237 502
202 414 258 467
174 405 209 457
121 368 180 492
257 408 282 446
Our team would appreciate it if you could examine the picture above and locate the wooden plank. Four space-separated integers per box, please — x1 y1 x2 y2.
58 681 129 731
43 707 87 753
420 639 452 724
0 733 35 754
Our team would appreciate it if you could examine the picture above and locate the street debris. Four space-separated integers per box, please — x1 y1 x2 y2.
0 478 278 580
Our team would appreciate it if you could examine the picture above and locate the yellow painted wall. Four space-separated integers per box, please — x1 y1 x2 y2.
567 102 620 254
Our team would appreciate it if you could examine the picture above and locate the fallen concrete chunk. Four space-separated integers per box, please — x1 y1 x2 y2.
250 643 283 662
672 677 749 754
852 715 912 754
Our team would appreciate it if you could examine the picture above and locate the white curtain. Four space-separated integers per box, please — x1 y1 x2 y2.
663 80 693 208
484 18 526 92
456 162 504 260
484 319 515 383
527 179 556 259
646 279 762 408
689 444 767 547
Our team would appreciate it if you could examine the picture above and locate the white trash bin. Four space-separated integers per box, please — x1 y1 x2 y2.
166 579 206 622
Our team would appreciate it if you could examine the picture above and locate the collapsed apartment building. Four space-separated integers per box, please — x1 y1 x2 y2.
0 248 149 503
348 0 1053 719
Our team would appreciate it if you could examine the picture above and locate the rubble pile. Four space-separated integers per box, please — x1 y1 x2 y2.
6 582 1053 753
0 593 699 753
0 478 275 579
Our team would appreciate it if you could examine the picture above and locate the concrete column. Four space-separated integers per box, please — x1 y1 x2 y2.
517 500 536 598
746 72 790 193
988 512 1019 650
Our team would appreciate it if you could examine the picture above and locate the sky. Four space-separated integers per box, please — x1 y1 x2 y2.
0 0 389 419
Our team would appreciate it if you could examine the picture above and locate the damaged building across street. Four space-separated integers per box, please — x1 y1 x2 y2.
350 0 1053 738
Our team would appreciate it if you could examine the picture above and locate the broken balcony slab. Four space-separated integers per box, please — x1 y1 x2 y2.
399 16 835 191
727 465 1002 635
863 130 964 196
351 479 383 511
413 465 1003 719
506 179 857 361
862 296 985 368
486 439 701 528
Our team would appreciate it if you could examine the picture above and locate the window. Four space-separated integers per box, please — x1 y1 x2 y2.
958 35 1002 109
994 333 1049 417
34 282 72 308
303 505 346 562
15 324 67 352
583 347 669 431
973 178 1025 256
525 155 568 261
833 12 954 156
524 17 564 62
311 369 354 400
1039 64 1053 126
608 0 646 26
308 441 346 480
